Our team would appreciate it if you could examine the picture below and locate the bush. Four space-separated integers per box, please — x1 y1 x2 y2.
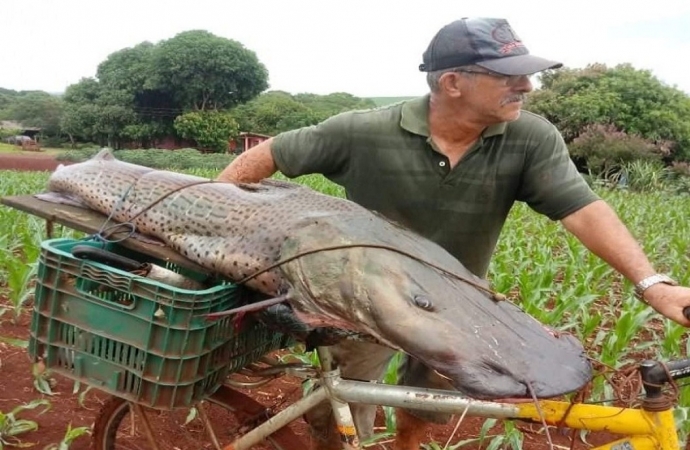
174 111 239 153
41 135 68 148
569 124 667 177
666 162 690 195
56 148 235 171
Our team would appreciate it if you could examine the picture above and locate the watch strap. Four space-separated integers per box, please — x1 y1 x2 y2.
634 274 678 297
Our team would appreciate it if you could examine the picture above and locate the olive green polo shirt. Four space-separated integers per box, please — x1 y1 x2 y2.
271 95 599 277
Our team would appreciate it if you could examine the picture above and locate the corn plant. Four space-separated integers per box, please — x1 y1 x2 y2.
1 255 38 323
422 417 505 449
42 423 91 450
0 399 51 448
0 335 28 349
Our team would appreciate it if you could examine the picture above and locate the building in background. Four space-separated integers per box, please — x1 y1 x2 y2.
230 132 271 154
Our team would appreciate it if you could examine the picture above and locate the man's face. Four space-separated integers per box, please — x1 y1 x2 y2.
453 69 534 123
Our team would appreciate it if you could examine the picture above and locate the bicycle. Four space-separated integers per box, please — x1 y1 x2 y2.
87 338 690 450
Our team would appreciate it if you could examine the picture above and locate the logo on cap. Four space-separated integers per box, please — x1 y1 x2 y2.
491 23 525 55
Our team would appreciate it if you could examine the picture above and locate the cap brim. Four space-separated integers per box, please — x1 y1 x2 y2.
476 55 562 76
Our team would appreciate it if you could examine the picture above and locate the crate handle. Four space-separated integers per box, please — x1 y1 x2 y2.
71 245 148 272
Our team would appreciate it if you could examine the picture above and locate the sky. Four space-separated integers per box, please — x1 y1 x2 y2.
2 0 690 98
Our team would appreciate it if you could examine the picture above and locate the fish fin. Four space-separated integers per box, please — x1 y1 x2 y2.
233 179 304 193
234 179 303 192
235 182 271 192
93 148 115 161
34 192 89 208
260 179 305 189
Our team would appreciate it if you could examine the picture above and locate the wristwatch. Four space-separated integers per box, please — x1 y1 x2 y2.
634 274 678 298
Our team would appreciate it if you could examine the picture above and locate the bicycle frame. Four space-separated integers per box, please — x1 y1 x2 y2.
225 346 680 450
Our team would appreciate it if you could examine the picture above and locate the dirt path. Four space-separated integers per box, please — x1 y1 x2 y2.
0 152 67 171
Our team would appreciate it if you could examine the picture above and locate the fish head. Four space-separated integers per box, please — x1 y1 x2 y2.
281 217 591 400
360 252 591 399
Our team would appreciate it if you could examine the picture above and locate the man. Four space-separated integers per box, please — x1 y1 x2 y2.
217 17 690 450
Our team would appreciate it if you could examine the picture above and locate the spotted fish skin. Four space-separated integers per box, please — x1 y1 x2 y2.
45 150 365 296
37 148 593 401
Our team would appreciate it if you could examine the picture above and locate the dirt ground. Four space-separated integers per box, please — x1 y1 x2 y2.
0 152 620 449
0 151 67 171
0 298 621 450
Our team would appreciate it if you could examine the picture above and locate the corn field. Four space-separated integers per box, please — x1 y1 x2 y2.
1 168 690 443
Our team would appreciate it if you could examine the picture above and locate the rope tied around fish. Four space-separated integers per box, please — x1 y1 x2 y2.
83 178 507 317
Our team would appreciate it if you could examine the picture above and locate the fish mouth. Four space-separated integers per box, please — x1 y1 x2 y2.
423 337 591 401
427 359 530 400
373 310 591 401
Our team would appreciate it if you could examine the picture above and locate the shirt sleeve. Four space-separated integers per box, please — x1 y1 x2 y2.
517 124 600 220
271 112 354 179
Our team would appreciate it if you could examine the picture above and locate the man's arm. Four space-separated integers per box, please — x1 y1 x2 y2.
216 138 277 183
561 200 690 325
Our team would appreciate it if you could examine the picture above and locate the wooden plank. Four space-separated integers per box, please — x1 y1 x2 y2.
0 194 210 273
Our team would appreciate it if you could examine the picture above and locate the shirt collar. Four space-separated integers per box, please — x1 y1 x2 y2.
400 94 508 138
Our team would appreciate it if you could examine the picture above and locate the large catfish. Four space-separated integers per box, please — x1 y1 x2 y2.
36 148 591 400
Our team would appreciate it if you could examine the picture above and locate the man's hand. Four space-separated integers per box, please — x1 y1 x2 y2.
642 283 690 326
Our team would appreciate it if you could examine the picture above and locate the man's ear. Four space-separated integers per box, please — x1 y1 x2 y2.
439 72 463 98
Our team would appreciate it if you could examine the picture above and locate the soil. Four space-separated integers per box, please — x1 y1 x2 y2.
0 151 67 171
0 152 628 449
0 299 623 450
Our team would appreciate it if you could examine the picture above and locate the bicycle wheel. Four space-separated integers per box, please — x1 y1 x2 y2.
92 385 306 450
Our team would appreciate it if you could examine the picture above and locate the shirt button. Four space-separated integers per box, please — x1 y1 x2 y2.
439 161 446 167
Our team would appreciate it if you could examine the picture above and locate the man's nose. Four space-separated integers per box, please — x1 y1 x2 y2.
514 75 533 93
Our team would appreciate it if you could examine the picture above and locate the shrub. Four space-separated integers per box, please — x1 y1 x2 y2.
41 135 67 148
174 111 239 153
569 124 667 178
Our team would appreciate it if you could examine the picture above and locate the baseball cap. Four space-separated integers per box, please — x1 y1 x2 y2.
419 18 562 76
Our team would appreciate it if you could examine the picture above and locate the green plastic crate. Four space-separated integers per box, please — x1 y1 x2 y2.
28 238 293 410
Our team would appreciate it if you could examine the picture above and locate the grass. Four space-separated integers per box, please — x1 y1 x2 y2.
0 142 65 155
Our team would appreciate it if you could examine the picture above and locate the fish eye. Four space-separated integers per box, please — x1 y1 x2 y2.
413 295 435 311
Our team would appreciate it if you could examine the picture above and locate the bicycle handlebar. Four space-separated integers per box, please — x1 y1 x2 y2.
640 358 690 387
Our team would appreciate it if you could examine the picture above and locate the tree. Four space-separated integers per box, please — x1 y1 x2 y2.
60 77 137 148
294 92 376 121
59 30 269 148
230 91 377 136
149 30 269 111
232 91 319 135
61 78 102 145
96 42 155 94
6 91 64 137
0 88 18 119
526 63 690 161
